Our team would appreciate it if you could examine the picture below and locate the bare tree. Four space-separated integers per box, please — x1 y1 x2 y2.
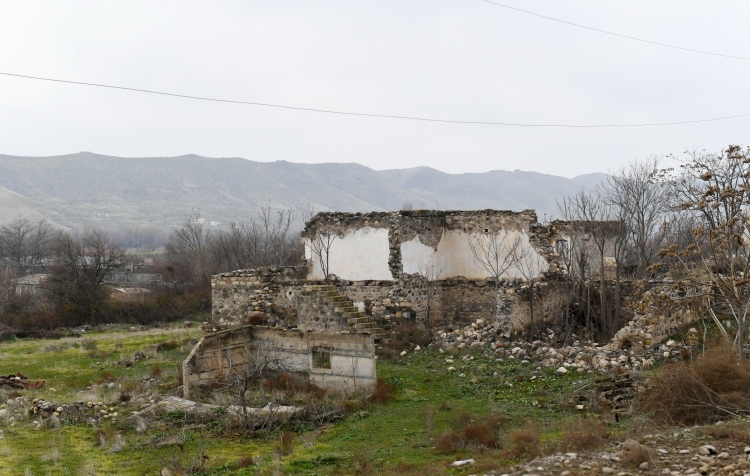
212 204 299 271
0 219 55 273
469 231 523 321
510 241 547 340
218 343 298 432
605 157 670 279
164 212 216 290
307 229 337 279
47 230 126 324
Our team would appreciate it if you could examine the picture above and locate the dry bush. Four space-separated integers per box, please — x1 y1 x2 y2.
435 431 464 453
262 373 326 400
621 439 654 467
505 425 542 461
369 379 396 404
562 418 608 451
150 364 162 377
41 342 70 353
450 410 473 431
637 344 750 425
97 371 117 384
81 338 98 351
156 340 179 352
463 424 500 448
435 411 503 453
273 431 295 456
384 322 432 352
231 456 255 470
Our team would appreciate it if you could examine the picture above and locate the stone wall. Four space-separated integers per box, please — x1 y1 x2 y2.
302 209 560 282
182 326 376 399
211 266 567 336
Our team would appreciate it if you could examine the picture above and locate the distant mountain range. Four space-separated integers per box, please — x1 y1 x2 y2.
0 152 606 231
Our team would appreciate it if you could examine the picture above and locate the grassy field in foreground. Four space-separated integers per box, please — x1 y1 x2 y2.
0 325 635 475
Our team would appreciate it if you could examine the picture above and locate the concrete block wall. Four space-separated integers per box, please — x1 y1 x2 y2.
183 326 377 399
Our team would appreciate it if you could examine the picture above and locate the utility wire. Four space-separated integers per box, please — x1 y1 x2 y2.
2 71 750 128
478 0 750 61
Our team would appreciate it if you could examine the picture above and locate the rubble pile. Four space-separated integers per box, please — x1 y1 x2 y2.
430 318 694 372
475 424 750 476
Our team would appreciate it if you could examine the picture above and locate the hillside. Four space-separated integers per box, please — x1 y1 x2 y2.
0 152 605 231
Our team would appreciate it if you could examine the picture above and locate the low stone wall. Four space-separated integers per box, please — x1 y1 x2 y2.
183 326 376 399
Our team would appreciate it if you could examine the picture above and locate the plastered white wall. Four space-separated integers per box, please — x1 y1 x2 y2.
305 226 392 281
401 230 548 280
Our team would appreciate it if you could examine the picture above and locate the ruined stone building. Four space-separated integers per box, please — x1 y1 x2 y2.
183 209 620 397
210 210 584 338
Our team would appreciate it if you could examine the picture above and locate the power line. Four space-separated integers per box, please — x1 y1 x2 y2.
478 0 750 61
1 71 750 128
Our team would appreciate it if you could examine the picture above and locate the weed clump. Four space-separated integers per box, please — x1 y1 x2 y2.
369 379 396 404
435 411 504 453
81 338 98 351
150 364 162 377
97 371 117 384
156 340 179 352
505 425 542 461
638 344 750 425
562 418 608 451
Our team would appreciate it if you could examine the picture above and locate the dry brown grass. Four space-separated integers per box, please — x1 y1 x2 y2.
97 371 117 384
156 340 179 352
562 418 608 452
638 344 750 425
435 411 504 453
369 379 396 404
505 425 542 461
231 456 255 470
273 431 295 456
150 364 162 377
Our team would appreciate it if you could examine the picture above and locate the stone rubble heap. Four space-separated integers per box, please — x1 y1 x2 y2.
475 424 750 476
430 318 695 372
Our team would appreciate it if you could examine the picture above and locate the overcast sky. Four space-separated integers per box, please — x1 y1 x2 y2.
1 1 749 177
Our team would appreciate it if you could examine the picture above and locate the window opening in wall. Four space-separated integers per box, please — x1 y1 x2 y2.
313 348 332 369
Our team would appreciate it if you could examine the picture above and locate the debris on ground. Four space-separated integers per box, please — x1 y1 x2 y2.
0 373 44 390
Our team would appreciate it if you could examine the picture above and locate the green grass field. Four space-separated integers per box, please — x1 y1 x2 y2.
0 325 631 475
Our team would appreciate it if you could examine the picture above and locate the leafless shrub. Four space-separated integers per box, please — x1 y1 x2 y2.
421 407 437 438
158 430 210 476
369 379 396 404
40 342 71 353
637 344 750 425
505 425 542 461
273 431 295 457
81 338 98 351
562 418 608 451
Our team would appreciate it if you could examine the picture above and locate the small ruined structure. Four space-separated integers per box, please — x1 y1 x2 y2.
182 325 376 399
